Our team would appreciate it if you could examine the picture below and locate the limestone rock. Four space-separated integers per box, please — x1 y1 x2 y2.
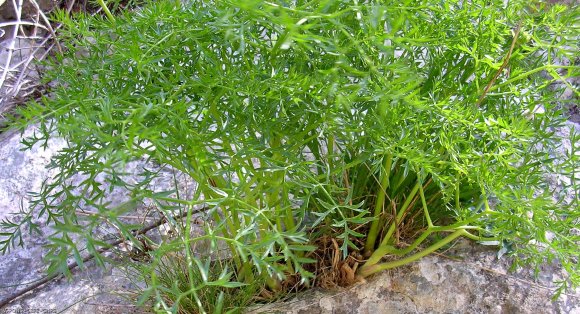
250 241 580 314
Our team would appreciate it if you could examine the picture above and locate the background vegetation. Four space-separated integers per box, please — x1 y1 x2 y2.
1 0 579 312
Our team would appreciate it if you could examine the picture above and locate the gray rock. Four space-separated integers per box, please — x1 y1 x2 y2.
0 126 190 313
0 127 134 313
250 240 580 314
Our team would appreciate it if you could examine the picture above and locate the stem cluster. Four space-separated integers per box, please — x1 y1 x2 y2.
2 0 579 311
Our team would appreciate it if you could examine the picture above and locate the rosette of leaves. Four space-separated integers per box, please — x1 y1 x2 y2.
2 0 578 312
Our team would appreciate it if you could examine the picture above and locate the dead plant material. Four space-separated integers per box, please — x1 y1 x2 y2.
305 236 365 289
271 207 430 295
254 234 368 304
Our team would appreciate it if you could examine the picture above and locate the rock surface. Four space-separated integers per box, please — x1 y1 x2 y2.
0 127 137 313
250 240 580 314
0 126 196 313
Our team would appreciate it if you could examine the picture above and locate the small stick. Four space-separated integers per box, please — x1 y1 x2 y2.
28 0 63 54
75 210 157 221
476 22 522 107
0 206 208 308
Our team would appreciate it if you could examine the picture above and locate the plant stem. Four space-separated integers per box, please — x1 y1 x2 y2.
460 229 499 242
364 154 392 254
488 65 576 92
455 180 461 210
417 177 433 228
476 22 521 107
269 135 289 231
358 229 466 278
327 135 335 172
96 0 115 22
378 182 421 248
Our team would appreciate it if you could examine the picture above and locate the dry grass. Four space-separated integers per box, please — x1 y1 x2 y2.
0 0 113 129
0 0 62 127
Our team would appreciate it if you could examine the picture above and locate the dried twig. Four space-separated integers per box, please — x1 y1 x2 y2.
28 0 62 53
0 0 23 93
476 22 522 107
0 0 62 116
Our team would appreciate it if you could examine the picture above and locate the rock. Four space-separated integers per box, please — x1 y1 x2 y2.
249 240 580 314
0 126 193 313
0 127 131 313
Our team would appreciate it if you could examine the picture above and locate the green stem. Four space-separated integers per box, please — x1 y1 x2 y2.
378 182 421 248
381 225 499 256
96 0 115 22
455 181 461 210
359 229 466 278
284 205 296 231
417 177 433 228
269 136 290 231
460 229 499 242
327 135 335 172
366 232 433 260
391 165 408 193
364 154 392 254
359 227 499 278
488 65 575 92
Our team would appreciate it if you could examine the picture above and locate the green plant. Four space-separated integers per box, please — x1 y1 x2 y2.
124 240 262 313
2 0 579 312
